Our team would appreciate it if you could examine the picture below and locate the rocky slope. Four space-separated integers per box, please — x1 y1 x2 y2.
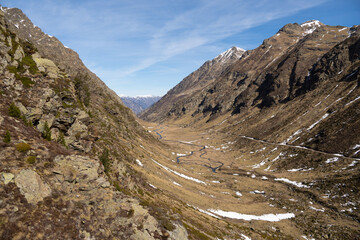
121 96 161 115
0 6 189 239
140 46 245 121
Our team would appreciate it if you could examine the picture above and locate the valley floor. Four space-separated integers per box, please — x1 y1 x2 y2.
134 120 360 240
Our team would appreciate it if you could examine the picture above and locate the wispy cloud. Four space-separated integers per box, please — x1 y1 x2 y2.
119 0 327 77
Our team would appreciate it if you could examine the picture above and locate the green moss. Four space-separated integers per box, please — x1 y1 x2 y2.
8 103 21 118
15 142 31 153
26 156 36 164
19 55 38 74
3 130 11 143
19 76 34 88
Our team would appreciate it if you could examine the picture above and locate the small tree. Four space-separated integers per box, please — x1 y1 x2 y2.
99 148 110 173
4 130 11 143
42 121 51 141
8 103 21 118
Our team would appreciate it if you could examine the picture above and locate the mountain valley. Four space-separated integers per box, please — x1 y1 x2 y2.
0 4 359 240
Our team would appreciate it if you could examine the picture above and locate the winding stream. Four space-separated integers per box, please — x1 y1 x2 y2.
153 126 224 172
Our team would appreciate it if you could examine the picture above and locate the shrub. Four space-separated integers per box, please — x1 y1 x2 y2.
3 130 11 143
99 148 111 173
26 156 36 164
19 76 34 88
8 103 21 118
57 131 66 147
15 142 31 153
42 122 51 141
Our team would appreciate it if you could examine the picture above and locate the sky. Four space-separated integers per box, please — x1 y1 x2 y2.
1 0 359 97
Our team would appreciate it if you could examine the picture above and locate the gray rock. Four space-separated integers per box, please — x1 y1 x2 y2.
13 45 24 61
15 102 28 115
15 169 51 204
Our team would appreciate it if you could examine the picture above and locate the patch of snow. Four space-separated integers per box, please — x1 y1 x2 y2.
261 176 268 180
235 191 242 197
309 206 325 212
240 233 252 240
338 27 348 32
275 178 310 188
148 183 157 189
307 113 329 130
208 209 295 222
345 96 360 106
222 192 230 195
325 157 339 164
188 205 220 219
288 168 302 172
352 144 360 150
250 190 265 194
152 159 207 185
14 24 19 29
176 153 187 156
302 236 316 240
251 174 256 178
211 180 220 183
303 21 323 35
173 181 182 187
135 159 143 167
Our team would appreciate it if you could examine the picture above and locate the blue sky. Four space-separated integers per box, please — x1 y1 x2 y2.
2 0 359 97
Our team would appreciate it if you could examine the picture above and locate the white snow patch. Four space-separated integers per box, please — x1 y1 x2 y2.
345 96 360 106
261 176 268 180
188 205 220 219
176 153 187 156
149 183 157 189
302 236 315 240
152 159 207 185
208 209 295 222
135 159 143 167
14 24 19 29
235 191 242 197
240 233 252 240
325 157 339 164
338 27 348 32
211 180 220 183
309 206 325 212
275 178 310 188
251 174 256 178
250 190 265 194
307 113 329 130
173 181 182 187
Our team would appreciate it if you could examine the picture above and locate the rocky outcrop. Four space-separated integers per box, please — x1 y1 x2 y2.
14 169 51 204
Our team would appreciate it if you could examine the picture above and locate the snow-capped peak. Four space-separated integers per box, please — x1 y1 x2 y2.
301 20 323 35
215 46 246 63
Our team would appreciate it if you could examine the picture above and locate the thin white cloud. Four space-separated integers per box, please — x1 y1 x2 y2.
121 0 327 77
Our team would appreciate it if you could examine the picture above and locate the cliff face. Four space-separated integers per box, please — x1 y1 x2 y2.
0 7 187 239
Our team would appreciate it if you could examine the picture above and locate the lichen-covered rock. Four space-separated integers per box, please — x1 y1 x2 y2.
14 169 51 204
32 53 60 78
1 172 14 184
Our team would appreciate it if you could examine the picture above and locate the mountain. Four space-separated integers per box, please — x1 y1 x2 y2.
139 20 360 238
121 96 161 115
0 6 189 239
140 46 246 121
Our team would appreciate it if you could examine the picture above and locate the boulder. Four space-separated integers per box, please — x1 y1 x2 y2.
32 53 60 79
14 169 51 204
53 155 100 184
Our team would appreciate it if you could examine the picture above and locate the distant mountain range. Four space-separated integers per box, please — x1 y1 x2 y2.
121 96 161 114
